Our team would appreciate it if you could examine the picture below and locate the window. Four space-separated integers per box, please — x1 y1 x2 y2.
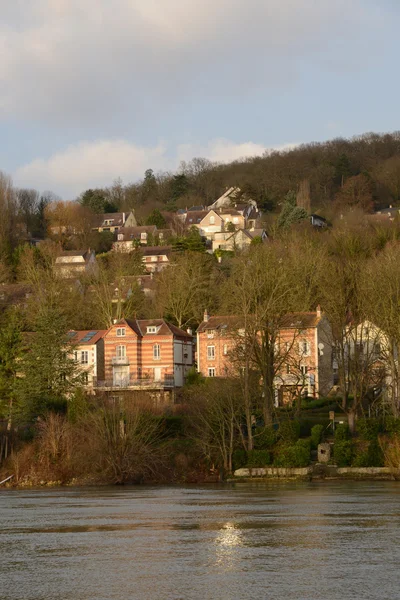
141 232 147 240
153 344 160 359
74 351 78 361
207 345 215 360
104 219 114 226
299 341 311 356
300 365 308 375
116 345 126 358
118 233 123 241
83 372 89 385
208 367 216 377
286 364 291 374
223 344 228 356
116 327 126 337
147 326 157 333
210 215 215 225
233 217 239 224
81 351 88 364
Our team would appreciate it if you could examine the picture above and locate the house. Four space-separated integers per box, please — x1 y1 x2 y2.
99 318 194 389
91 211 136 233
141 246 172 273
275 309 333 403
196 308 333 404
112 226 173 252
212 228 268 252
54 249 98 279
69 330 106 387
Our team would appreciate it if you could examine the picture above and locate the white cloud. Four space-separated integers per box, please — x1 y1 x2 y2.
13 137 296 198
0 0 382 127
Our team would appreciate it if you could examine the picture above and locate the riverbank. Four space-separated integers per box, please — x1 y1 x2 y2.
231 465 400 481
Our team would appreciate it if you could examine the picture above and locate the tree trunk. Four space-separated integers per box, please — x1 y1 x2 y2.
348 410 356 435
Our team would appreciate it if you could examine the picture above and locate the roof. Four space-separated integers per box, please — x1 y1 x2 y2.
57 249 92 258
115 318 193 339
68 330 107 345
92 212 126 228
141 245 172 256
184 211 208 226
187 205 206 212
117 226 157 241
197 315 243 333
279 312 322 328
198 312 322 333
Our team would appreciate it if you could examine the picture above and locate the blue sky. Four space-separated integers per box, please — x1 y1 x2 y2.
0 0 399 198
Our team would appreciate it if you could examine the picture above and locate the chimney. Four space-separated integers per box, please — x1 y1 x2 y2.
316 305 322 318
390 205 393 209
122 212 126 224
187 327 193 335
113 318 118 324
203 309 209 323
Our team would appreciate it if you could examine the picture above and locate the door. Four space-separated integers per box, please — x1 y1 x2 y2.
113 366 129 387
154 367 161 382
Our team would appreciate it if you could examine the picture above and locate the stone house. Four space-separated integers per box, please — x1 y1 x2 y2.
91 211 136 233
141 246 172 273
54 249 98 279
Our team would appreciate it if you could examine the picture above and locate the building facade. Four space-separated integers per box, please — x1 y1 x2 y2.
100 318 193 389
197 309 333 403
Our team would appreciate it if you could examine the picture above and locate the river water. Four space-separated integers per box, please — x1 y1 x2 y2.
1 482 400 600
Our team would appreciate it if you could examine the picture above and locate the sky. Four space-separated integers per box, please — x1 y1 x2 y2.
1 0 399 199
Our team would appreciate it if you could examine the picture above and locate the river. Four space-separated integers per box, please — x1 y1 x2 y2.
1 482 400 600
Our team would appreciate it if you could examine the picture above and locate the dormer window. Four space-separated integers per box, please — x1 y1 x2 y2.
116 327 126 337
141 232 147 240
147 326 158 334
104 219 114 226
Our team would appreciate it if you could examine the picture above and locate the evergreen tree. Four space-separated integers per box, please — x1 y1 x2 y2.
146 209 166 228
16 304 84 421
0 311 23 428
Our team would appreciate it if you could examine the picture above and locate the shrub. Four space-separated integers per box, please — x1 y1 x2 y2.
278 420 300 443
333 440 353 466
247 450 271 468
352 439 384 467
311 424 324 449
357 418 381 441
232 449 247 470
273 440 311 468
384 417 400 437
254 426 276 449
335 423 350 441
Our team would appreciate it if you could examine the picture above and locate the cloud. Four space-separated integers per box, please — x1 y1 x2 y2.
13 137 295 198
0 0 382 128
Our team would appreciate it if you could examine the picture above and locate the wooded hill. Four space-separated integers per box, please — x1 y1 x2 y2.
83 132 400 219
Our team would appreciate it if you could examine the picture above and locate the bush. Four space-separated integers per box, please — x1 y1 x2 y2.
301 397 335 410
384 417 400 436
352 439 384 467
254 426 276 449
232 449 247 470
333 440 353 466
273 440 311 468
311 424 324 449
335 423 350 441
278 420 300 443
357 418 381 441
247 450 271 468
298 417 330 437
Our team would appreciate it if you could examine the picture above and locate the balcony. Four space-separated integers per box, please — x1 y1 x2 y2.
112 356 130 365
95 375 175 390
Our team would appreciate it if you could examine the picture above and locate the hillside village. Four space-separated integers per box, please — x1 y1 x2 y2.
2 134 400 483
